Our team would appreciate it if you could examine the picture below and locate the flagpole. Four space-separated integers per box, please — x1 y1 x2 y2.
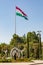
14 5 16 47
15 5 16 34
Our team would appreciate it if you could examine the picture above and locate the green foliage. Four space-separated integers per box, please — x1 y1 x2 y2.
19 45 24 50
27 32 29 58
11 58 32 62
27 31 42 59
27 31 39 43
0 31 43 62
10 34 26 47
0 58 32 62
0 58 12 62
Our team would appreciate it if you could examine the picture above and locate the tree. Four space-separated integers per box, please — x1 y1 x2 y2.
27 31 40 58
10 34 25 48
0 43 8 57
27 32 29 58
37 33 42 58
22 34 27 44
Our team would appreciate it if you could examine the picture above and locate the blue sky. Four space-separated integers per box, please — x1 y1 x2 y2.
0 0 43 44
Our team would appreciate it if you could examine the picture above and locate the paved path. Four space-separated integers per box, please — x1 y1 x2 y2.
32 60 43 65
0 60 43 65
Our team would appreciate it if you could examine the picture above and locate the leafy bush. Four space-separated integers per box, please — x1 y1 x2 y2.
0 58 12 63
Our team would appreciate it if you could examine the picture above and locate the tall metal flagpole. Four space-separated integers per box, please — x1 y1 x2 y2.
15 5 17 47
15 5 16 34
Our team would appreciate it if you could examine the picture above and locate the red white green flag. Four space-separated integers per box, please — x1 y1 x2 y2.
16 6 28 20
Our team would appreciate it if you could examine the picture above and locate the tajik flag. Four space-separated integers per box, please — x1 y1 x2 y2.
16 6 28 20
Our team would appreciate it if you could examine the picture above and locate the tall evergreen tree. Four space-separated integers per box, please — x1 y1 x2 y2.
27 32 29 58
